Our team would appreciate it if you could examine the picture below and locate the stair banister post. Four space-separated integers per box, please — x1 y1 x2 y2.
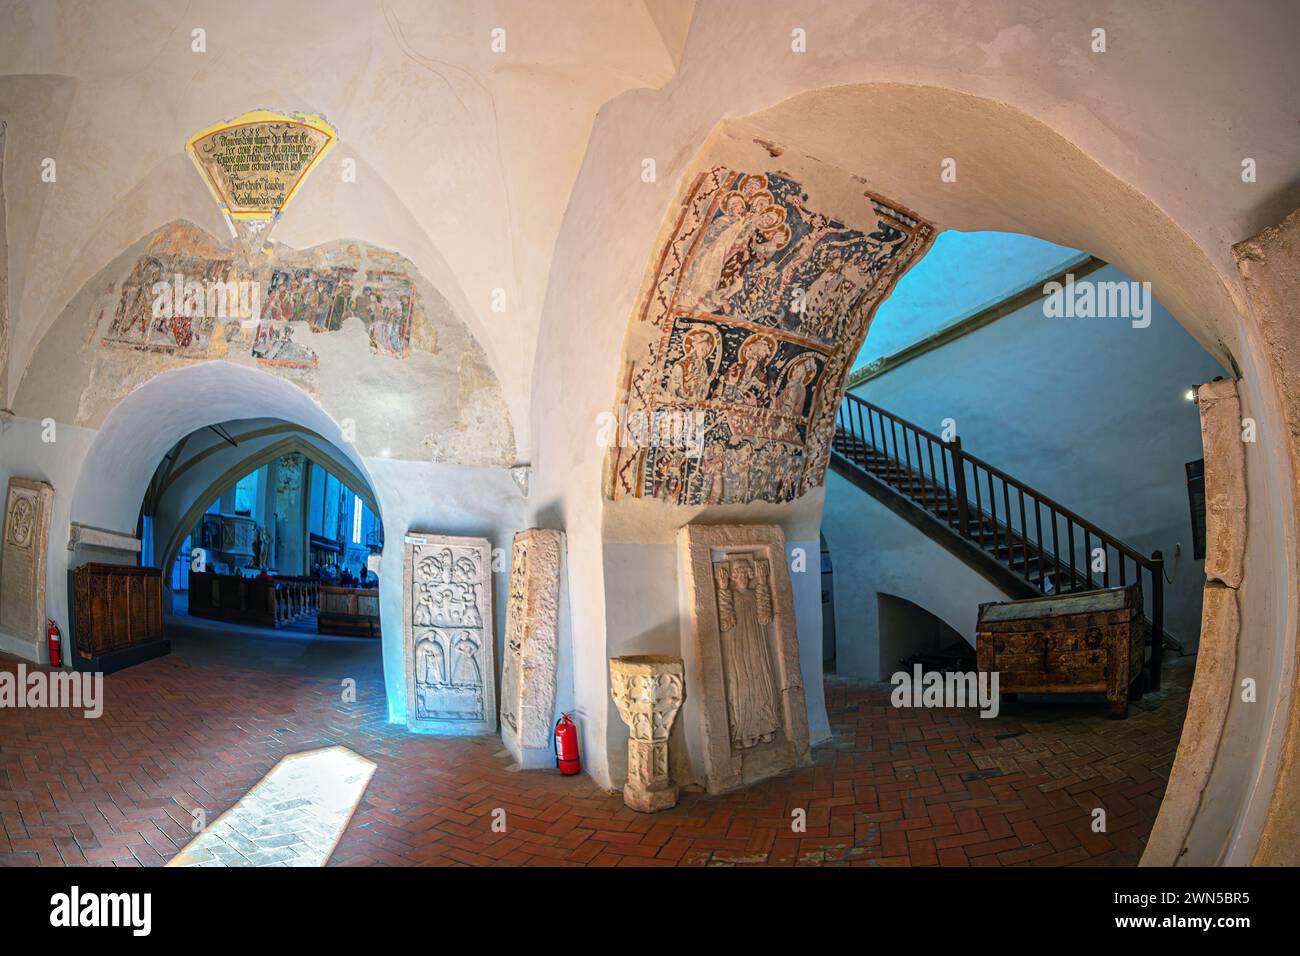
1149 549 1164 692
948 435 970 537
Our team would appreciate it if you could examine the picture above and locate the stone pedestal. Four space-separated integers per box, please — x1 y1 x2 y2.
609 655 684 812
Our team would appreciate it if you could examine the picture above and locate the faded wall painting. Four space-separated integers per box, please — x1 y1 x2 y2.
608 167 933 505
103 248 238 357
19 220 516 466
500 529 564 762
677 523 811 793
403 533 496 735
101 227 419 370
253 265 413 367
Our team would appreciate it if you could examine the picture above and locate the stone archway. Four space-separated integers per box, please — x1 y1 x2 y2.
577 82 1289 865
60 360 394 683
155 432 383 588
68 361 372 538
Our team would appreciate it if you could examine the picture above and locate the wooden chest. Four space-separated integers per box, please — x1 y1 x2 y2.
976 584 1145 718
71 562 166 672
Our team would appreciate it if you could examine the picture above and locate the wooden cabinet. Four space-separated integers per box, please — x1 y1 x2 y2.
71 563 166 671
976 584 1145 718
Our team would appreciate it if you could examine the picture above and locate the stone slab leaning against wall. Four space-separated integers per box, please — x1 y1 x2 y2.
403 532 497 736
0 477 55 663
677 523 811 793
500 528 565 767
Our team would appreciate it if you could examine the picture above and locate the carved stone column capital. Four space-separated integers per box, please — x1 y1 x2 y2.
609 655 685 812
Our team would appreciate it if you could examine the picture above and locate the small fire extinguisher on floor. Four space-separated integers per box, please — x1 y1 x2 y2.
46 619 62 668
554 713 581 776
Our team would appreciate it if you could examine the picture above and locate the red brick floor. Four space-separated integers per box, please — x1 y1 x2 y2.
0 651 1191 867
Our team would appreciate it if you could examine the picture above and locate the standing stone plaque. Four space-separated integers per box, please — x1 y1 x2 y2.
500 529 564 767
678 523 811 793
403 532 496 735
0 478 55 663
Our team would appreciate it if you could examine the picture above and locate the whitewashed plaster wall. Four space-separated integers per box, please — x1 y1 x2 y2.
835 263 1230 652
822 471 1016 681
0 0 693 452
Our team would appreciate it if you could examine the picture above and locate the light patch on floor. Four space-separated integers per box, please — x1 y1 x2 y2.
168 745 376 867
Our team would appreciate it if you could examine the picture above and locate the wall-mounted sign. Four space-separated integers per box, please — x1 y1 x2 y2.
186 110 336 221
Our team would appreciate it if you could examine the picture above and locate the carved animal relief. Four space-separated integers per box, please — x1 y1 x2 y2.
403 534 496 735
678 523 811 792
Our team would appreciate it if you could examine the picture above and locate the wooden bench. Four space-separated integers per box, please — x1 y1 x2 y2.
317 585 380 637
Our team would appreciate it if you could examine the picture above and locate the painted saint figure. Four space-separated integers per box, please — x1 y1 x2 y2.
665 327 717 402
721 333 776 406
714 559 780 749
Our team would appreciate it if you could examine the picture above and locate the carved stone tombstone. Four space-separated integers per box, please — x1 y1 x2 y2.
0 478 55 663
678 523 811 792
500 528 564 767
403 533 496 735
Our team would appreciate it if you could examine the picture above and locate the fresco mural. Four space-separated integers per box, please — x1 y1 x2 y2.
39 220 516 465
251 265 413 367
607 166 933 505
103 249 240 357
100 227 418 368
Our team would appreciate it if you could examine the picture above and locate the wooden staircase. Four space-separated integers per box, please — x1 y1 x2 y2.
829 392 1166 689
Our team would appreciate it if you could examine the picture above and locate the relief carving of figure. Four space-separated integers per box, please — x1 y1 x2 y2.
417 636 446 686
450 633 481 687
413 581 436 626
714 559 780 749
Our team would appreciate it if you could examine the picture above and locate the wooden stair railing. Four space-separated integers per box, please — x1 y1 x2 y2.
832 391 1166 690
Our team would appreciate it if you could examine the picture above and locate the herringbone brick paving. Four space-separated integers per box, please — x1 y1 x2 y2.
0 651 1191 867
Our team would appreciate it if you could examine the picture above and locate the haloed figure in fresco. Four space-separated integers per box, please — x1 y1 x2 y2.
715 559 780 749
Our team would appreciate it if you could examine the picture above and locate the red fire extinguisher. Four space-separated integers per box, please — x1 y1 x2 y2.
46 619 62 668
554 713 581 776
